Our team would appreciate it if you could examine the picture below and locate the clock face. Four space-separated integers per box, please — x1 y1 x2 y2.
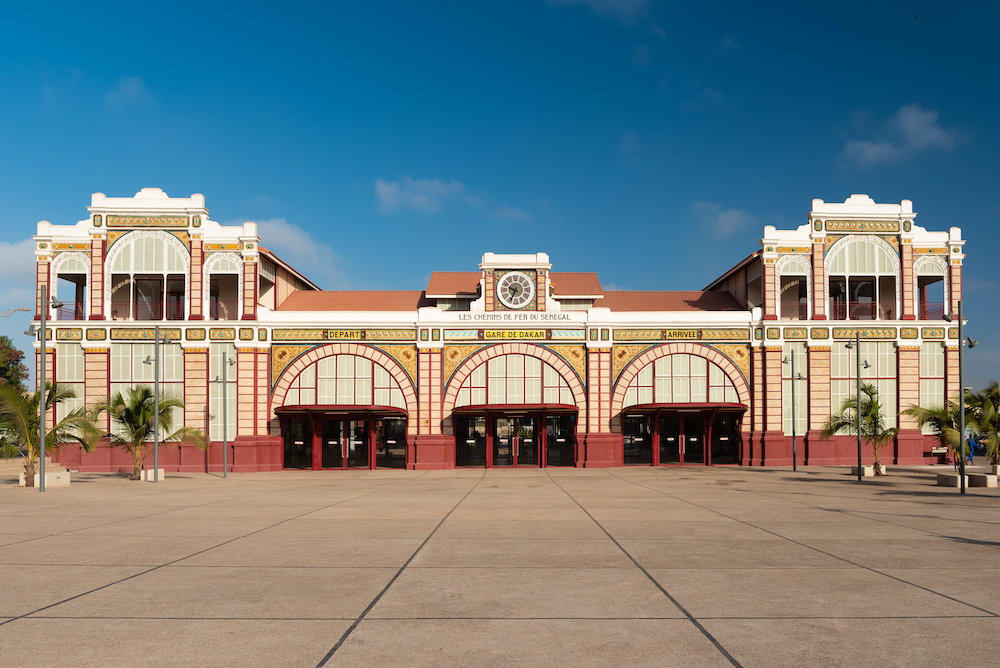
496 271 535 309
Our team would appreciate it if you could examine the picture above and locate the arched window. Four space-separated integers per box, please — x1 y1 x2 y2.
776 256 810 320
455 354 574 407
284 354 405 408
914 257 948 320
203 253 243 321
826 237 899 321
623 354 738 408
51 252 90 321
106 232 189 321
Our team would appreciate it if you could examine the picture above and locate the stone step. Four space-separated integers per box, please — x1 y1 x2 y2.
0 457 65 475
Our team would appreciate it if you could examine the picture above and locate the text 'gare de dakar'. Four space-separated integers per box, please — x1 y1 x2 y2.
32 189 963 472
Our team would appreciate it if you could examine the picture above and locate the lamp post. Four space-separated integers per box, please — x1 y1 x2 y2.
211 350 236 478
944 301 977 495
782 353 805 472
845 333 871 482
24 286 62 492
142 326 171 483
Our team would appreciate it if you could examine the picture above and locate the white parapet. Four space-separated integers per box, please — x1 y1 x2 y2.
140 469 166 482
18 471 71 487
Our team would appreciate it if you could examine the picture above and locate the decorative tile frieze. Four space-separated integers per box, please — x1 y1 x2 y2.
825 220 900 233
364 329 416 341
900 327 919 339
444 344 486 383
548 345 586 384
53 243 90 251
810 327 830 339
948 327 959 339
271 345 313 383
700 329 749 341
832 327 897 339
239 328 254 341
550 330 585 341
375 345 418 383
86 328 106 341
209 328 236 341
107 215 188 228
186 329 206 341
445 329 480 341
766 327 781 340
783 328 807 340
56 328 82 341
110 328 181 341
272 329 327 342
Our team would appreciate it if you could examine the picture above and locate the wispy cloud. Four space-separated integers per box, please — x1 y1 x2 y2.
0 239 38 307
842 104 961 168
630 43 650 65
618 130 639 154
374 177 481 214
718 35 741 53
694 201 756 240
488 207 534 221
250 218 349 290
105 76 151 108
548 0 654 25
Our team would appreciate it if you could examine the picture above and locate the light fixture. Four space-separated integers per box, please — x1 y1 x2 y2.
967 338 978 348
942 312 953 322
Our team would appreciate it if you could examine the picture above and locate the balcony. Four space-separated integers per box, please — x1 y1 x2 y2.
55 301 86 321
780 302 808 320
830 301 895 321
918 302 946 320
209 300 240 321
111 300 185 321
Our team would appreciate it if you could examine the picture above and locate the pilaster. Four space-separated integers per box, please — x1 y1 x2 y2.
805 345 834 465
89 235 106 319
583 347 617 467
189 236 204 320
900 241 915 320
811 241 826 319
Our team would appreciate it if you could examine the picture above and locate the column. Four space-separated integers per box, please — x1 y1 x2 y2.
895 346 924 464
762 260 777 320
413 341 449 469
811 241 826 319
189 236 204 320
762 346 789 465
805 345 833 464
583 347 618 467
900 241 915 320
182 347 209 472
89 235 106 319
241 258 257 320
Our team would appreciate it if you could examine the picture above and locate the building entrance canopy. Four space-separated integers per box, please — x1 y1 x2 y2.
621 403 746 466
276 405 408 470
452 403 578 469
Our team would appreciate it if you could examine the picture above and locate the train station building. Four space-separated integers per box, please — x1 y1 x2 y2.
33 189 964 472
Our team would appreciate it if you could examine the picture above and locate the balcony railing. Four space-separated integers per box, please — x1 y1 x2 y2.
56 301 86 321
830 301 895 321
919 302 946 320
209 300 239 320
110 300 185 321
780 302 808 320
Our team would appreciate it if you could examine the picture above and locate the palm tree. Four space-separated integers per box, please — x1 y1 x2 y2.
89 385 206 480
0 383 97 487
820 381 899 476
966 382 1000 465
901 397 966 471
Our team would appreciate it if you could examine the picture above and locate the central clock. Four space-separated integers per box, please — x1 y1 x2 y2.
496 271 535 309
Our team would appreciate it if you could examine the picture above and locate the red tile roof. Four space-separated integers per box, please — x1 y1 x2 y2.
600 291 744 312
425 272 480 296
549 272 603 297
277 291 433 311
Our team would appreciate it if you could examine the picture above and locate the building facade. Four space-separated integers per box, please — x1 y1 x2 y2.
32 190 962 472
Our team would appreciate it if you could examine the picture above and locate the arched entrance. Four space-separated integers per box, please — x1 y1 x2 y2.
271 344 417 470
612 343 751 466
443 343 587 468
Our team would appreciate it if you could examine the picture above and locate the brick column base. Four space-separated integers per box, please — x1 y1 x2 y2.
582 433 622 467
413 434 453 470
894 429 927 465
233 435 281 472
761 431 791 466
745 432 765 466
804 430 838 465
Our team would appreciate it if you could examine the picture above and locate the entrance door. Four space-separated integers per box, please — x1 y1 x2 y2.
345 419 369 469
683 415 705 465
711 414 740 465
320 419 344 469
545 415 576 466
493 417 538 467
283 417 313 469
376 417 407 469
456 416 487 467
623 415 652 465
659 415 681 464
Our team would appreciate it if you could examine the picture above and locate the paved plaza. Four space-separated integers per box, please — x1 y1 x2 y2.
1 464 999 667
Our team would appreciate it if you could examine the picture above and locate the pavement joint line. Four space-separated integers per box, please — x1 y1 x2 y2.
0 475 426 628
7 613 1000 621
545 471 745 668
314 471 487 668
615 473 1000 619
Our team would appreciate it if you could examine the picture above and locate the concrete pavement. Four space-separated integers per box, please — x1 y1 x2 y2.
1 465 998 667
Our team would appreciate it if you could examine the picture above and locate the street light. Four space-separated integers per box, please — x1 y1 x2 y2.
943 302 976 495
1 307 30 318
24 286 62 492
782 353 805 472
845 334 871 482
141 325 171 483
211 351 236 478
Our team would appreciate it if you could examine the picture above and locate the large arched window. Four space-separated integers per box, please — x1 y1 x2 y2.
914 256 949 320
623 354 738 408
776 255 810 320
826 237 899 321
283 354 405 409
203 253 243 321
106 232 189 321
455 354 574 407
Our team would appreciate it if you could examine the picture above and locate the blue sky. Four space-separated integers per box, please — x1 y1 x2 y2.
1 0 998 388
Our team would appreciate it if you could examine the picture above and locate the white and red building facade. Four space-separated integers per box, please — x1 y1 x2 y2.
33 190 962 472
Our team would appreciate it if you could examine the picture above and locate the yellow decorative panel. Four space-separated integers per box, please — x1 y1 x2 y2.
713 344 751 382
548 345 586 383
444 344 486 383
613 345 651 381
376 345 418 382
271 345 313 384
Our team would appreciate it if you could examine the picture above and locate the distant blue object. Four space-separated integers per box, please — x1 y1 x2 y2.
966 437 976 464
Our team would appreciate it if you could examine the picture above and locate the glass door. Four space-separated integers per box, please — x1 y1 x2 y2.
345 419 370 469
493 418 515 466
545 415 576 466
376 417 407 469
659 415 681 464
683 415 705 465
283 417 313 469
711 414 740 465
516 418 538 467
456 416 487 467
321 419 343 469
623 415 652 465
492 417 538 467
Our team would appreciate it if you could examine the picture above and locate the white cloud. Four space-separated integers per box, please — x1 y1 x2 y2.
105 76 151 108
694 201 756 240
842 104 961 168
630 43 650 65
488 207 534 221
250 218 349 290
718 35 741 53
548 0 653 24
0 239 40 380
618 130 639 154
374 177 480 214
